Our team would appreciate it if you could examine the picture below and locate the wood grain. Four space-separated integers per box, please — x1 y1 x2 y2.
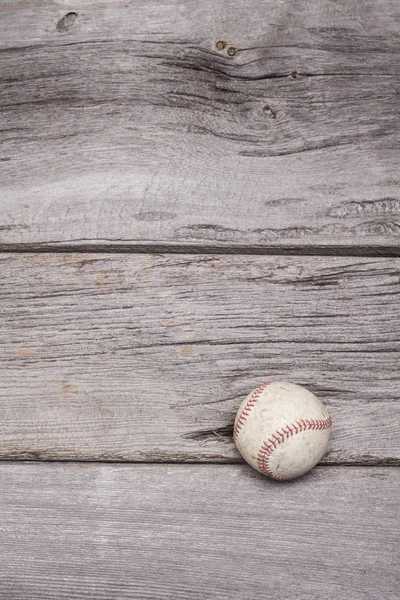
1 253 399 463
1 0 399 251
1 463 399 600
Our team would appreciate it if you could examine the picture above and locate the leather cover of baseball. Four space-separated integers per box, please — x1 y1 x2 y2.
234 381 332 481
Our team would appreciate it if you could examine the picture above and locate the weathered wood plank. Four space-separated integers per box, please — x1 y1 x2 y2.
1 0 399 250
1 463 399 599
0 253 399 463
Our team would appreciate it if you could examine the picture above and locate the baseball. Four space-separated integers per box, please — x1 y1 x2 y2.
234 381 332 481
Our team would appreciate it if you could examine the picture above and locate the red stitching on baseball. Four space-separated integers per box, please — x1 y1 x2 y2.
257 415 332 481
233 382 274 442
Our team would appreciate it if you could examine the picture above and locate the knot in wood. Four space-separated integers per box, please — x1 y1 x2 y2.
56 12 78 33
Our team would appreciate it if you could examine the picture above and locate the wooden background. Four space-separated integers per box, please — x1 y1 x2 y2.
1 1 399 598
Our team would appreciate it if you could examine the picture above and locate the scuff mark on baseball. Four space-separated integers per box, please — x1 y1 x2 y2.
234 381 332 481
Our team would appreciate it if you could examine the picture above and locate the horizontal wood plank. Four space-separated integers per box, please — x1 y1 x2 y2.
0 253 399 463
1 0 399 251
1 463 399 599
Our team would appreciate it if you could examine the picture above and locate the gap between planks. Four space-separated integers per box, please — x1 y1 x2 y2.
0 459 398 467
1 244 400 257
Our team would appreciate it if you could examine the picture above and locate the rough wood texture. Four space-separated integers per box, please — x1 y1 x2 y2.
1 463 399 599
1 0 399 251
1 253 399 463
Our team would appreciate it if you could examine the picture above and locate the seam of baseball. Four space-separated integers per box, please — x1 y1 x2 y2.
257 416 332 480
233 382 274 442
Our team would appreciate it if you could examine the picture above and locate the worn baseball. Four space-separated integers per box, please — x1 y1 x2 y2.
234 381 332 481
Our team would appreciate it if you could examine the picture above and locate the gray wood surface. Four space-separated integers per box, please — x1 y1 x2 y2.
1 463 399 600
1 253 399 463
1 3 399 596
1 0 399 251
